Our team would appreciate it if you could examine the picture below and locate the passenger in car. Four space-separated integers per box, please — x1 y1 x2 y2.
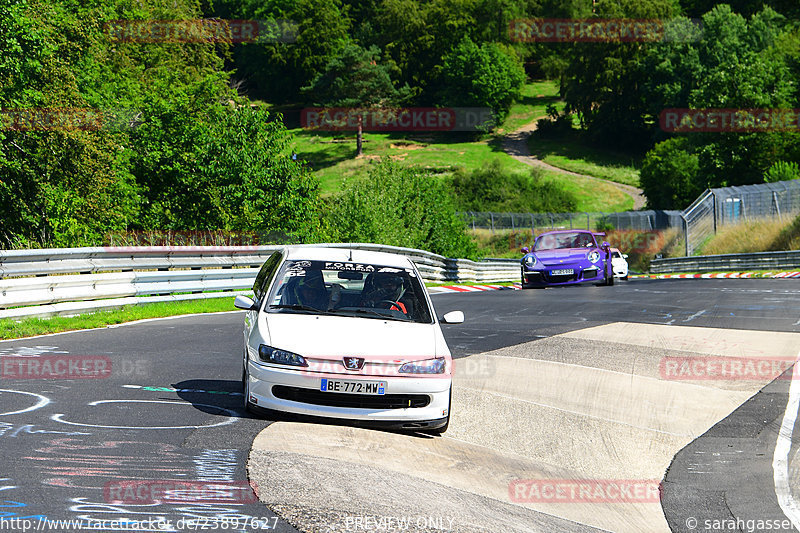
293 270 330 310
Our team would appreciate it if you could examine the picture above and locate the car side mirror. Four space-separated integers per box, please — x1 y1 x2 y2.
622 254 628 259
441 310 465 324
601 241 610 251
234 295 257 310
521 247 529 254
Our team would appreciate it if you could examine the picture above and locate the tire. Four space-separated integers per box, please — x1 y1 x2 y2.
622 275 629 281
607 272 615 286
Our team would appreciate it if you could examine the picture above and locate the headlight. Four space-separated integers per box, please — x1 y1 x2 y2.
399 358 446 374
523 255 536 267
258 345 308 367
587 251 600 263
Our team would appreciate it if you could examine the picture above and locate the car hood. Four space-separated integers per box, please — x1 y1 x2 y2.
265 313 439 359
531 249 594 265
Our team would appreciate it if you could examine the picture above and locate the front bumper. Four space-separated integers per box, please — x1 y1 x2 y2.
522 265 604 287
246 361 451 424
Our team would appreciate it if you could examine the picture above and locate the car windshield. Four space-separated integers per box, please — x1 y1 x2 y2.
266 260 433 323
534 232 597 251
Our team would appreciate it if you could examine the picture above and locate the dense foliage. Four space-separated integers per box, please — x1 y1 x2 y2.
325 161 477 258
0 0 319 247
448 161 577 213
3 0 800 249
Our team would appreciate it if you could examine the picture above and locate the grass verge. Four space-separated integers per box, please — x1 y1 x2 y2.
0 298 238 340
695 217 800 255
527 132 642 187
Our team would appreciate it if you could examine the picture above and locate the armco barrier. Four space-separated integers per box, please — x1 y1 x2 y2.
650 250 800 274
0 244 521 319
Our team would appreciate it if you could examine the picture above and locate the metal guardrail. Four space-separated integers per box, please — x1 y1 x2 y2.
0 244 521 319
650 250 800 274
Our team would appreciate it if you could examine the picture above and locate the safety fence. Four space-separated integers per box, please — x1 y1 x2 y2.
682 180 800 255
460 210 682 233
0 244 520 319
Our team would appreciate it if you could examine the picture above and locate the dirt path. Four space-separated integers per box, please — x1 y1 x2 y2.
502 120 647 210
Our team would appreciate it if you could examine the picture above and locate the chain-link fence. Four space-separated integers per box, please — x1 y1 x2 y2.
682 180 800 255
460 210 682 233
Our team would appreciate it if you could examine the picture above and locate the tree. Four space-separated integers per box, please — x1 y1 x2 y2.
303 42 408 156
640 137 702 209
224 0 351 103
437 37 525 122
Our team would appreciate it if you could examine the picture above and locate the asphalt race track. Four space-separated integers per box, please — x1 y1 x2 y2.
2 278 800 532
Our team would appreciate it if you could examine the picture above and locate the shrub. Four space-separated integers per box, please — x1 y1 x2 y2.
324 161 477 258
764 161 800 183
447 160 577 213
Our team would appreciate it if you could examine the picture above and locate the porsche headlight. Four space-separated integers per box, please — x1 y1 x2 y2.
523 255 536 268
399 358 446 374
587 251 600 263
258 345 308 367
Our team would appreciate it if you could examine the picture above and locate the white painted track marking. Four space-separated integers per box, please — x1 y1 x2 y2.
51 399 238 429
0 389 51 416
773 348 800 529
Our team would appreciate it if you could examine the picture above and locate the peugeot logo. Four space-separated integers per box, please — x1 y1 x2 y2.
343 357 365 370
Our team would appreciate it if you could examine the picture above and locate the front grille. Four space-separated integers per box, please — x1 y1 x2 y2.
272 386 430 409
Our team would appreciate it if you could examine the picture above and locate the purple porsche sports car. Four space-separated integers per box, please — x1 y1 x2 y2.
520 230 615 288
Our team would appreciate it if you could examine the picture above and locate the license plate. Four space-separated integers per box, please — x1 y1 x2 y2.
551 269 574 276
320 378 386 395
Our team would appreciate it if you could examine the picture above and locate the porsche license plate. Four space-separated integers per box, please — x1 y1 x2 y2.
321 378 386 395
551 269 574 276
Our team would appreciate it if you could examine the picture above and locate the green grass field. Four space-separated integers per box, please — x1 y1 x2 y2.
527 132 642 187
498 80 564 134
290 79 640 212
293 132 531 194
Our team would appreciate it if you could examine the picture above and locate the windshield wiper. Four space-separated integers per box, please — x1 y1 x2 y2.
269 304 324 313
329 308 408 320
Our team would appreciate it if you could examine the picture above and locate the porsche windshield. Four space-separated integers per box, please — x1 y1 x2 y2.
267 260 433 323
534 232 597 251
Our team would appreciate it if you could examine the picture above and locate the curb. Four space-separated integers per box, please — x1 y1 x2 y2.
428 284 521 294
633 271 800 279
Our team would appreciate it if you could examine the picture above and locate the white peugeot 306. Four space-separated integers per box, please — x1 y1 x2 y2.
234 247 464 434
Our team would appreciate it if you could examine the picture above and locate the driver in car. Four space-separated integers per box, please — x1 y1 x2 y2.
293 270 329 310
361 272 408 314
